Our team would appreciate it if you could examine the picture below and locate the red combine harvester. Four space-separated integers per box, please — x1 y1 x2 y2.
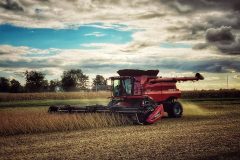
49 69 204 124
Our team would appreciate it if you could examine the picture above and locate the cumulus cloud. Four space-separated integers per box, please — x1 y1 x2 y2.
1 44 239 76
0 0 239 52
0 0 240 89
0 45 30 61
0 45 62 60
0 0 166 28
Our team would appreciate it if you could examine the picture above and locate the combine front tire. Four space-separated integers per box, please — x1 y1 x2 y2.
167 102 183 118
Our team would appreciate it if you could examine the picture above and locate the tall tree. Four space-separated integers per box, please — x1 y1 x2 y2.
25 71 48 92
42 79 49 91
61 69 89 91
92 75 107 91
49 79 61 92
93 75 107 86
0 77 10 92
10 79 22 93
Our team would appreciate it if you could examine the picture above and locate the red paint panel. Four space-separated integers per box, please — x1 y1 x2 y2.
146 104 164 124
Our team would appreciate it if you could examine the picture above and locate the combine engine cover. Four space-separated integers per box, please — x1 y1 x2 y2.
117 69 159 76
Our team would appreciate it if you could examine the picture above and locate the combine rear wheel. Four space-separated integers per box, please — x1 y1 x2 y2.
167 101 183 118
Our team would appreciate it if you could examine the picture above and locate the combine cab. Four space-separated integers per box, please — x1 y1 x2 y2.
49 69 204 124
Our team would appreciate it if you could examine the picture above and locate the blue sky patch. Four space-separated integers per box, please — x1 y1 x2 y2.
0 24 133 49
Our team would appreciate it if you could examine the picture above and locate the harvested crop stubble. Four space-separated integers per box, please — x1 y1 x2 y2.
0 110 130 136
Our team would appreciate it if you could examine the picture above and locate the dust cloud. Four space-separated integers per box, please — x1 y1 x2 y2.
180 101 210 116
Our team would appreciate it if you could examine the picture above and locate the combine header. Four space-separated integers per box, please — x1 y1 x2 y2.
49 69 204 124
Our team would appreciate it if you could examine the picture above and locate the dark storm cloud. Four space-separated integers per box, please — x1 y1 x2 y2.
50 0 240 13
160 0 240 13
206 27 235 43
166 0 240 55
0 0 239 83
69 57 240 74
1 55 239 75
154 59 240 73
192 43 209 50
193 26 240 55
187 12 240 38
120 42 153 52
163 0 240 43
0 51 9 55
233 1 240 11
194 13 240 33
137 12 165 20
189 60 240 73
67 63 129 74
206 13 240 30
0 0 24 12
168 13 240 42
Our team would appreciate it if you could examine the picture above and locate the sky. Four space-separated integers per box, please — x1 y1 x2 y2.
0 0 240 90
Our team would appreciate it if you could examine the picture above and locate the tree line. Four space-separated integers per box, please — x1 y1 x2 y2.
0 69 108 93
